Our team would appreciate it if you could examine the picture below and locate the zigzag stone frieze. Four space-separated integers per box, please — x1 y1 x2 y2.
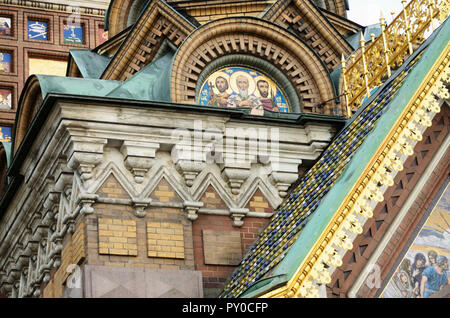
0 101 338 297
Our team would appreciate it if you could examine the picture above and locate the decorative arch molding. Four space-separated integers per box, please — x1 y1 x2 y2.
101 0 195 81
106 0 150 38
170 17 337 114
140 164 193 203
313 0 348 17
91 162 138 199
263 0 352 71
12 76 43 154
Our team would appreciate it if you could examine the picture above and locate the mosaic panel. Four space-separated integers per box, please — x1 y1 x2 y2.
199 67 290 116
382 183 450 298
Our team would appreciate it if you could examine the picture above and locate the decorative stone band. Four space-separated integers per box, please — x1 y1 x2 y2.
0 0 107 16
261 48 450 298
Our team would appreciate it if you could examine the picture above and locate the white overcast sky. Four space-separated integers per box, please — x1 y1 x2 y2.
347 0 405 26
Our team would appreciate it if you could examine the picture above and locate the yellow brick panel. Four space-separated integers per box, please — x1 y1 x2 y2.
96 174 131 199
147 221 184 259
59 240 73 283
98 218 137 256
46 221 86 298
150 178 182 203
249 201 269 208
72 222 86 265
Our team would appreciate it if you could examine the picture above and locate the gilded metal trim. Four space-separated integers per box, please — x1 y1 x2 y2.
342 0 449 116
260 41 450 298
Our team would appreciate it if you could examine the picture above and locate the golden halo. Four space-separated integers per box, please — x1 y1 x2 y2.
204 71 232 95
229 70 256 95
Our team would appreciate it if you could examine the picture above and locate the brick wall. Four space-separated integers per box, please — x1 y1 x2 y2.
42 220 86 298
84 175 194 271
98 218 138 256
192 214 270 297
182 1 275 24
41 170 273 297
0 4 104 126
191 185 273 297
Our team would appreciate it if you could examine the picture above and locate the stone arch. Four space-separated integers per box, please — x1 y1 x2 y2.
106 0 149 38
12 76 43 154
170 17 337 114
313 0 348 17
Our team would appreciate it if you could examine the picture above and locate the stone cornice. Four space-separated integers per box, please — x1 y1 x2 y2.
0 0 107 16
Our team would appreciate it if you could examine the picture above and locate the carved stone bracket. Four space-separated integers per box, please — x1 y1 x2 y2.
0 280 12 298
67 137 107 181
42 192 59 226
132 198 152 218
230 208 249 227
269 171 300 197
120 141 160 183
221 166 251 195
176 160 207 187
48 236 62 268
183 201 204 221
269 160 302 197
77 193 99 215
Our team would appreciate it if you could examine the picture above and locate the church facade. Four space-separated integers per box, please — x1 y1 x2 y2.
0 0 448 298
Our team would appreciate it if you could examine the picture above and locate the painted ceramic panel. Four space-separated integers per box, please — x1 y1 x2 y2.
0 88 12 109
199 67 290 116
28 21 48 40
0 52 11 73
63 24 83 44
0 126 11 143
98 28 108 45
382 182 450 298
0 17 11 36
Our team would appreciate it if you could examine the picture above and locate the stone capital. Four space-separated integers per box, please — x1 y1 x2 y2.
229 208 249 227
120 141 160 183
66 137 107 181
221 166 251 195
183 201 204 221
132 198 152 218
175 160 207 187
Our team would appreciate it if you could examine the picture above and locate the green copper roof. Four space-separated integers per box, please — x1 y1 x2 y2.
35 51 173 102
36 75 121 99
106 51 173 102
219 17 449 298
69 50 111 79
1 142 11 167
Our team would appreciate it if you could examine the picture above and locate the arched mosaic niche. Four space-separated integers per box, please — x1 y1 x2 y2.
380 181 450 298
196 54 300 116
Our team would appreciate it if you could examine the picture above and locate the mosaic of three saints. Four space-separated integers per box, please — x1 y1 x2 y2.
207 73 280 116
